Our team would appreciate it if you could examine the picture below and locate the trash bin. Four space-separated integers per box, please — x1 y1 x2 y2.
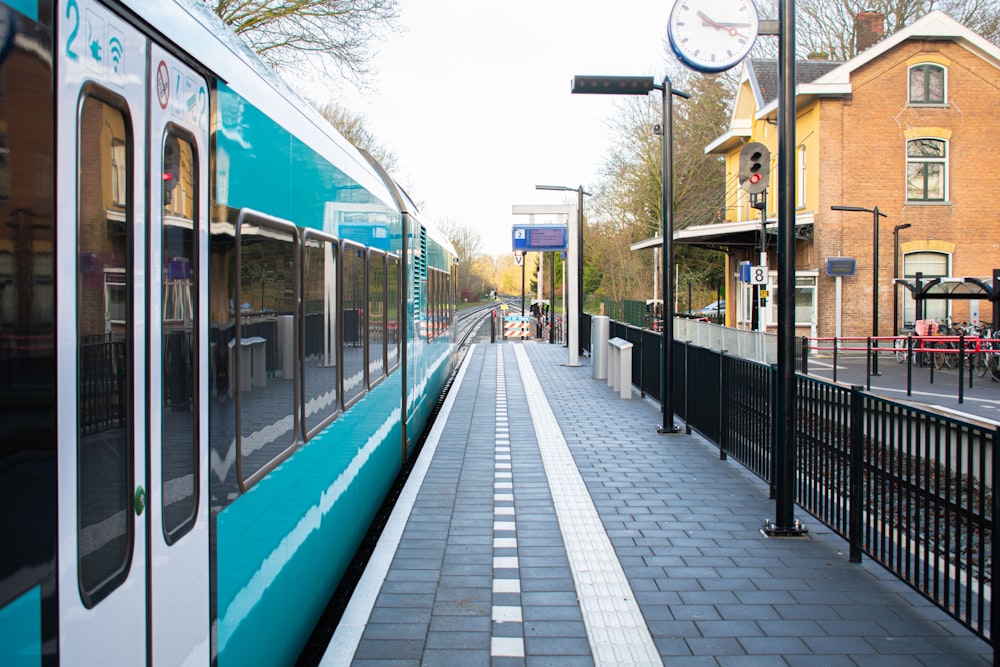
591 315 610 380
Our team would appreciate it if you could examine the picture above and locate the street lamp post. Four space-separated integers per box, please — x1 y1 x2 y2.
831 204 888 374
893 223 912 336
572 75 689 433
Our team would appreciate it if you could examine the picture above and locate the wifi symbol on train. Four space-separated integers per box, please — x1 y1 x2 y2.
109 37 123 74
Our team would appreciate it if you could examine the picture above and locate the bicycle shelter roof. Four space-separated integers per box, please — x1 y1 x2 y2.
894 271 1000 329
893 274 998 300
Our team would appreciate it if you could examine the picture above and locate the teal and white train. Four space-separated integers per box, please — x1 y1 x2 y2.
0 0 457 663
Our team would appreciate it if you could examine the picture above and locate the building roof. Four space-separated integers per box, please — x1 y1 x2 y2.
760 10 1000 115
747 58 842 109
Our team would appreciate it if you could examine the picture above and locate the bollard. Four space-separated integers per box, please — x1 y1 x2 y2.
591 316 610 380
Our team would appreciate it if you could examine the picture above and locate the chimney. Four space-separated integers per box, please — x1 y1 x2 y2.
856 11 885 53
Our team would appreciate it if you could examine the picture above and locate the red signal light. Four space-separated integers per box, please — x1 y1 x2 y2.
749 173 761 184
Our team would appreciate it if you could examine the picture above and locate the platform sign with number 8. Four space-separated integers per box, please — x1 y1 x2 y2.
751 266 768 285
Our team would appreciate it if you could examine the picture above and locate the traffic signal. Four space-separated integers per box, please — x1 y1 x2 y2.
739 141 770 194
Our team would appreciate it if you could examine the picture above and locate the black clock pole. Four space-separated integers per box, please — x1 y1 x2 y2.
766 0 806 536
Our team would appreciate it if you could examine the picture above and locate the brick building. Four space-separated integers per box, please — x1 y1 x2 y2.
656 11 1000 339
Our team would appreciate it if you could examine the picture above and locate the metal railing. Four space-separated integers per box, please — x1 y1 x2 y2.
593 313 996 648
80 339 127 435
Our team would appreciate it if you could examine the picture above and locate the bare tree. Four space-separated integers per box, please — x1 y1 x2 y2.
752 0 1000 61
584 68 729 303
313 101 399 173
209 0 400 84
436 218 482 267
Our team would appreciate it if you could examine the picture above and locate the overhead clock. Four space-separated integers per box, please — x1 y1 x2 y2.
668 0 760 74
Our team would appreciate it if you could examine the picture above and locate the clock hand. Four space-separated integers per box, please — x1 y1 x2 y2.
696 10 749 38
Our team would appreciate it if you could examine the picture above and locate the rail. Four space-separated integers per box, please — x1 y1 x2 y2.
801 334 1000 402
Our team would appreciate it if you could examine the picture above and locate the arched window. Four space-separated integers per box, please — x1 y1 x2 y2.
906 138 947 202
902 250 950 325
908 64 946 104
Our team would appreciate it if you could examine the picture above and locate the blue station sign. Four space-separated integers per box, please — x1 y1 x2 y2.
512 224 568 252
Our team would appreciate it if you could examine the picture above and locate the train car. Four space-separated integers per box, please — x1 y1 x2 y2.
0 0 458 664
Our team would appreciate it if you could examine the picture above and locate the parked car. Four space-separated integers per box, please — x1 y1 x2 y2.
693 299 725 317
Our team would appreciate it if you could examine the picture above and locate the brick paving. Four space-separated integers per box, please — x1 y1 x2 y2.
325 342 992 666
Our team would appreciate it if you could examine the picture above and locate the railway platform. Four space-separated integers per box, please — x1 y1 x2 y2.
320 341 992 666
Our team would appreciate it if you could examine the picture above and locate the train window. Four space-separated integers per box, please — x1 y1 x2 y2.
429 270 436 340
302 232 338 437
386 254 400 372
426 269 435 341
368 249 385 386
429 269 443 340
77 93 133 607
342 241 366 407
236 212 297 488
161 129 198 544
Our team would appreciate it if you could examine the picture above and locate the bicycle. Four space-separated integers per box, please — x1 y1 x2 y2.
893 327 912 364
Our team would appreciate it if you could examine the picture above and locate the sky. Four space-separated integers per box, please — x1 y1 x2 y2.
309 0 678 257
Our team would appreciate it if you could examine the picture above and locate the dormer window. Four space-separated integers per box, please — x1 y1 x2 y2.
909 63 945 104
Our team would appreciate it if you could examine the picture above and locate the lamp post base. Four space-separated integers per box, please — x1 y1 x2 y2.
657 424 681 434
761 519 809 537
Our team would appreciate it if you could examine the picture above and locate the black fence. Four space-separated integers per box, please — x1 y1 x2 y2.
588 313 996 647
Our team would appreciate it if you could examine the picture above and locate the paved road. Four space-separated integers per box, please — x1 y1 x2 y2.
805 349 1000 423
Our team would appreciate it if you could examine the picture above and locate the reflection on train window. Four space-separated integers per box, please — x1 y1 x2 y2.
386 254 399 371
368 249 385 386
77 94 133 607
342 242 366 407
429 268 445 340
161 130 198 544
0 131 9 202
237 214 296 487
302 233 338 436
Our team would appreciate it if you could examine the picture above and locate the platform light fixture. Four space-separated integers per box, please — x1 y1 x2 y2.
572 74 689 434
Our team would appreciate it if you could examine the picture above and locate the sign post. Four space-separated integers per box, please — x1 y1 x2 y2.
512 205 576 363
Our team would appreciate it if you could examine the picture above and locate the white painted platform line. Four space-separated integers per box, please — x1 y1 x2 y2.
491 346 525 659
513 345 662 667
319 346 477 667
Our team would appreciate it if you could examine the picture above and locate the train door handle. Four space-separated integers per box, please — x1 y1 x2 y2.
134 486 146 516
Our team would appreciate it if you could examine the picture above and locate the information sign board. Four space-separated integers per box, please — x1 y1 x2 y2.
512 224 568 252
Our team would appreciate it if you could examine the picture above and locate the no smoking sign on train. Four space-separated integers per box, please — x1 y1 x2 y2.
156 60 170 109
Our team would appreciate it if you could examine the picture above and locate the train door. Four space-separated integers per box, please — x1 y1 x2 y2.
56 1 209 663
146 44 210 665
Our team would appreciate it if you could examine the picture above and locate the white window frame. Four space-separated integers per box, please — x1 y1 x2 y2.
764 270 818 328
906 138 948 202
901 250 951 326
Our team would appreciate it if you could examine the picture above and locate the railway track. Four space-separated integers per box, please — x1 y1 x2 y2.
297 303 500 665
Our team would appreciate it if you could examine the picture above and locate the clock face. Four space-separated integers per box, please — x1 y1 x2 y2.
668 0 759 74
